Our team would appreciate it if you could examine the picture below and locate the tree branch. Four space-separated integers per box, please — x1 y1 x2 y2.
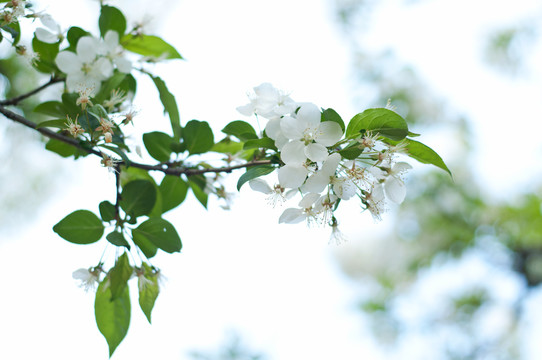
0 76 64 106
0 104 273 177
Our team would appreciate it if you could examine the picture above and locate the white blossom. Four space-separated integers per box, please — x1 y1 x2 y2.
237 82 297 119
370 162 412 204
35 14 63 43
72 267 101 291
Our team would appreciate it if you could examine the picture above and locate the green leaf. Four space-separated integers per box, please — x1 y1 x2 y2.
108 253 133 301
188 175 208 208
149 75 181 140
36 119 67 129
138 263 159 324
99 200 116 222
2 21 20 45
121 34 182 60
99 5 126 37
322 108 345 132
53 210 104 244
221 120 258 141
211 137 244 154
106 231 130 249
131 228 158 259
159 175 189 213
142 131 173 162
345 108 409 141
94 72 127 103
95 279 131 357
243 137 277 150
66 26 90 51
61 92 82 117
132 218 182 254
45 138 77 158
339 144 363 160
88 104 110 122
34 101 67 117
32 36 60 74
400 139 452 176
237 165 276 191
119 180 157 218
183 120 214 155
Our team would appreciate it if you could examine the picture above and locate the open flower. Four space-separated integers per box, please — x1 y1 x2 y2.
280 103 342 163
370 162 412 204
55 35 113 92
72 267 102 292
237 82 296 119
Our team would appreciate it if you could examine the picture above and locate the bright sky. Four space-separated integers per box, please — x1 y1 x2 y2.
1 0 541 359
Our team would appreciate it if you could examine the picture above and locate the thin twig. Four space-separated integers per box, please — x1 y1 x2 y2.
0 104 273 176
0 77 64 106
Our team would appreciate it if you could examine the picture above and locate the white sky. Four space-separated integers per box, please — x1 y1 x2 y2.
1 0 541 359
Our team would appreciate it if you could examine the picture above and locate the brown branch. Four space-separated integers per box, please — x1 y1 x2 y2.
0 103 273 176
0 76 65 106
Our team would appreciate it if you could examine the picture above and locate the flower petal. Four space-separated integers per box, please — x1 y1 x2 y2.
280 115 304 140
76 36 98 62
35 28 58 43
249 179 272 194
278 164 308 189
298 192 321 208
55 51 81 74
304 143 328 162
297 103 321 129
302 172 329 194
279 208 306 224
315 121 343 146
265 117 282 140
281 140 307 165
237 103 255 116
384 176 406 203
114 57 132 73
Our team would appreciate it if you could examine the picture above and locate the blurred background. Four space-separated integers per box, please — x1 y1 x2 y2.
1 0 541 359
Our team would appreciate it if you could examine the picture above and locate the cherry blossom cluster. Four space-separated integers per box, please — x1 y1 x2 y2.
55 30 132 94
238 83 412 235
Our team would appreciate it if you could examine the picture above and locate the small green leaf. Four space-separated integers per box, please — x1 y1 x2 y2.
106 231 130 249
211 137 244 154
346 108 409 140
401 139 452 176
95 279 131 357
138 263 159 324
32 36 60 73
159 175 189 213
99 5 126 37
322 108 345 132
182 120 214 155
45 138 77 158
99 201 116 222
131 228 158 259
53 210 104 244
2 21 20 45
188 175 208 208
221 121 258 141
121 34 182 60
36 119 67 129
237 165 276 191
108 253 133 301
142 131 174 162
88 104 109 120
149 75 181 140
132 218 182 254
34 101 67 117
339 144 363 160
243 137 276 150
61 93 83 117
119 180 157 218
